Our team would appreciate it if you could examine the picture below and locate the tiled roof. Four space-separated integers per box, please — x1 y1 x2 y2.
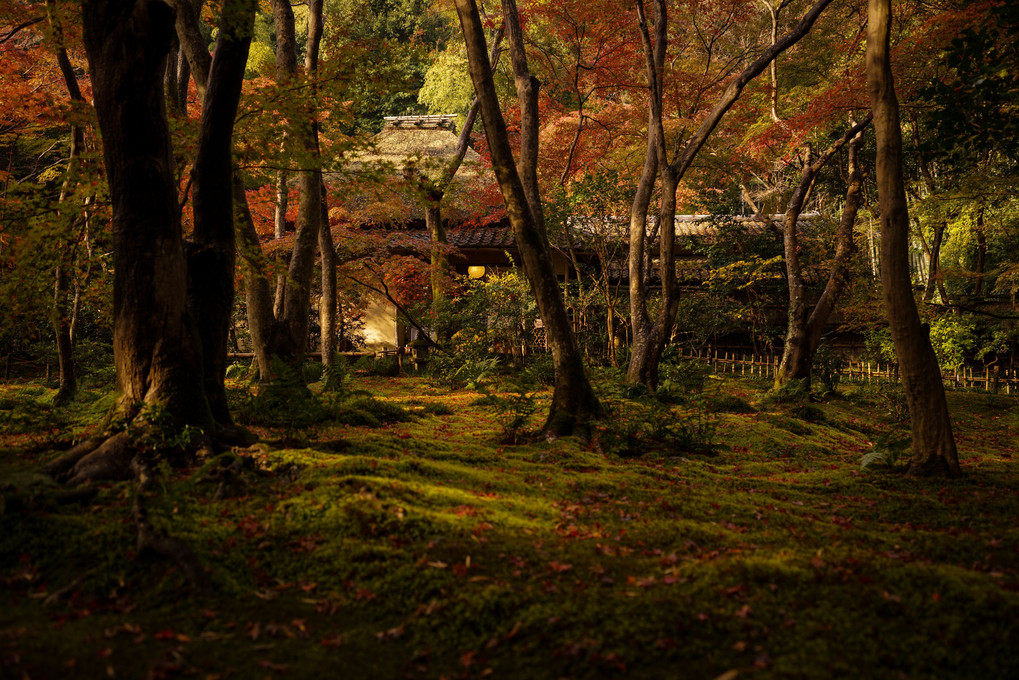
448 226 516 249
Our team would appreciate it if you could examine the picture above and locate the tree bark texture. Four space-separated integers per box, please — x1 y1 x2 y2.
186 0 254 424
234 173 278 379
455 0 601 435
867 0 960 477
169 0 210 103
776 116 871 387
82 0 212 427
318 179 337 377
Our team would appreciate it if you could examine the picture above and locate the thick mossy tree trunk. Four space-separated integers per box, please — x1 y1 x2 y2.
867 0 960 477
83 0 212 430
455 0 601 436
775 116 871 388
61 0 256 487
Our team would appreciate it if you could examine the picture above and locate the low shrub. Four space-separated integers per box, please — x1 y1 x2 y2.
708 394 755 414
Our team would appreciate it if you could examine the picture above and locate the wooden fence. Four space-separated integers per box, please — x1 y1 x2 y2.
680 349 1019 394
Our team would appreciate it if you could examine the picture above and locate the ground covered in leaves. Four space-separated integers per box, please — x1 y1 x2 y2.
2 369 1018 679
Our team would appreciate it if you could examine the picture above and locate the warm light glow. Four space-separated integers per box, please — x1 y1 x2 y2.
468 266 486 279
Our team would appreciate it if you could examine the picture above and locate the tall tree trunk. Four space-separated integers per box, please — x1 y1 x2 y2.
258 0 323 366
867 0 960 477
47 0 84 404
273 160 289 317
923 221 946 303
304 1 336 379
973 209 986 297
776 116 871 387
319 179 337 380
627 0 836 389
186 0 254 424
455 0 601 436
82 0 212 428
234 174 277 380
780 123 868 384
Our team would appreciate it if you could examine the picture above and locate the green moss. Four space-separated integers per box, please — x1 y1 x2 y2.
1 375 1018 678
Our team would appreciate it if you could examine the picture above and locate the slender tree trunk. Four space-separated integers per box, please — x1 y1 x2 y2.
923 221 946 302
47 0 84 404
776 116 871 387
425 199 447 305
176 47 191 115
867 0 960 477
974 209 986 297
455 0 601 435
273 161 289 317
234 174 277 380
319 187 336 378
186 0 254 424
783 125 868 383
165 44 181 113
264 0 323 366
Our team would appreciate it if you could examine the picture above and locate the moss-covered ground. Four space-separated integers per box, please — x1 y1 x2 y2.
2 372 1018 679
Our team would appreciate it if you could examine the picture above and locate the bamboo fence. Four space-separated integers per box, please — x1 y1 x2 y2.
680 349 1019 394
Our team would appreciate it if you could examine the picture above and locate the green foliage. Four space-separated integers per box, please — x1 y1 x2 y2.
429 335 499 391
788 403 826 423
860 431 911 472
928 314 978 373
521 354 555 387
352 355 401 377
477 380 541 445
594 366 719 458
125 403 203 457
236 362 326 445
764 378 811 406
874 386 911 425
657 351 712 401
811 342 846 398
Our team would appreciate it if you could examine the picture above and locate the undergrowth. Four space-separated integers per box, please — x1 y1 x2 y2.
1 373 1017 679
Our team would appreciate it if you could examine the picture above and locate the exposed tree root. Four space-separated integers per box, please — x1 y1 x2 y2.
43 568 97 606
41 423 243 595
131 456 212 595
65 432 136 486
43 437 105 478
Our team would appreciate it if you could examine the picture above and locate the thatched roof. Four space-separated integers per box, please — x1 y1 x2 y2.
354 115 484 181
336 115 500 227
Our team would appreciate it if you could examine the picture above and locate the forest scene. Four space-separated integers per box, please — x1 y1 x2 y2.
1 0 1017 677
